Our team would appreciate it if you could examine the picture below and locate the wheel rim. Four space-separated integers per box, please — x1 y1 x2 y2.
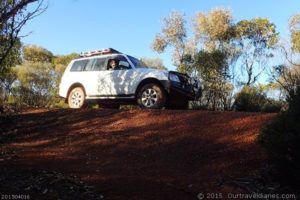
141 88 158 107
70 90 83 108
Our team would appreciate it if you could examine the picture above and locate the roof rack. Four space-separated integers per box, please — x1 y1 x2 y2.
80 48 121 57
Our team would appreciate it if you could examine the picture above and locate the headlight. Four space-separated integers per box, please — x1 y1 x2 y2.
169 73 180 82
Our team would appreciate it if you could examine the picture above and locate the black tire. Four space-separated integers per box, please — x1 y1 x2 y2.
68 87 86 109
137 83 166 109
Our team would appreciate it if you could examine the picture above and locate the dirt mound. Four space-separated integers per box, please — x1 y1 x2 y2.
0 109 275 199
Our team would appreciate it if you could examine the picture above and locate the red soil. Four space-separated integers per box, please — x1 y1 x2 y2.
0 109 276 199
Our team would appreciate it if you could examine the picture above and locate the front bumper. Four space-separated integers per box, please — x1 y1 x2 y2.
161 80 201 102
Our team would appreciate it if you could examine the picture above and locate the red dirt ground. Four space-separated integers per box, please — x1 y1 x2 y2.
0 109 276 199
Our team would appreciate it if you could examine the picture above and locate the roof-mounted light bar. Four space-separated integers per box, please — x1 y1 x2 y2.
80 48 121 57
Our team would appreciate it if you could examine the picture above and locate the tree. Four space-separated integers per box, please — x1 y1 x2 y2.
15 61 54 107
23 45 53 63
194 50 233 110
151 8 279 110
258 15 300 183
193 8 240 72
140 57 166 70
270 13 300 107
289 13 300 52
235 18 278 86
14 45 55 107
3 45 79 108
272 64 300 107
193 10 279 87
234 85 267 112
193 8 235 51
151 11 194 72
0 38 21 105
192 8 237 110
0 66 17 103
53 53 79 78
52 53 79 106
0 0 46 72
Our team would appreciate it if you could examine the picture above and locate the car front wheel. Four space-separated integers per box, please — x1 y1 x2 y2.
137 83 166 109
68 87 86 109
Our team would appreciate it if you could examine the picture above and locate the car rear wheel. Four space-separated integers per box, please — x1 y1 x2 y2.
68 87 86 109
137 83 166 109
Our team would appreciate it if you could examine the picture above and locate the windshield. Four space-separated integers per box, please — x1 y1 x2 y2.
127 55 148 68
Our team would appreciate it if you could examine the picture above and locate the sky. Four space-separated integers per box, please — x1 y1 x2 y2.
21 0 300 70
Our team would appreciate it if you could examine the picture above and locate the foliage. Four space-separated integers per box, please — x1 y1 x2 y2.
52 53 79 107
14 61 55 107
194 50 233 110
0 67 18 103
273 63 300 105
193 8 239 75
0 38 21 103
0 38 22 75
236 19 277 85
259 84 300 182
2 45 78 108
189 101 208 110
236 18 278 48
152 9 280 102
52 53 79 81
53 53 79 67
234 86 267 112
23 45 53 63
151 11 194 72
194 50 229 78
151 34 167 53
291 31 300 52
0 0 45 71
140 57 166 70
161 11 186 45
235 18 279 86
261 99 283 113
234 85 283 113
192 8 240 110
193 8 235 50
286 80 300 117
260 15 300 181
289 13 300 52
193 8 241 72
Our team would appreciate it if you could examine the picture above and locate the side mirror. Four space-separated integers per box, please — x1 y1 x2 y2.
119 61 130 69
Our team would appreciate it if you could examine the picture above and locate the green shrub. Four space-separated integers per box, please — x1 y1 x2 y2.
190 101 209 110
234 86 267 112
261 100 283 113
259 113 300 180
259 84 300 182
54 100 69 109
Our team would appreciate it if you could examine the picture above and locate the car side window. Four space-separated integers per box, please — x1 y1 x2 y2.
84 59 96 71
117 56 131 69
107 55 131 70
70 60 88 72
93 58 107 71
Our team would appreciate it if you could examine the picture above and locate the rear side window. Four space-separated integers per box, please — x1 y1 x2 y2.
70 60 88 72
92 58 107 71
84 59 96 71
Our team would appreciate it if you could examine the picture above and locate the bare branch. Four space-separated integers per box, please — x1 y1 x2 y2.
0 0 37 23
0 0 47 69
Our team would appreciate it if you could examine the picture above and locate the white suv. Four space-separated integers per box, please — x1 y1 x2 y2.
59 48 201 109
